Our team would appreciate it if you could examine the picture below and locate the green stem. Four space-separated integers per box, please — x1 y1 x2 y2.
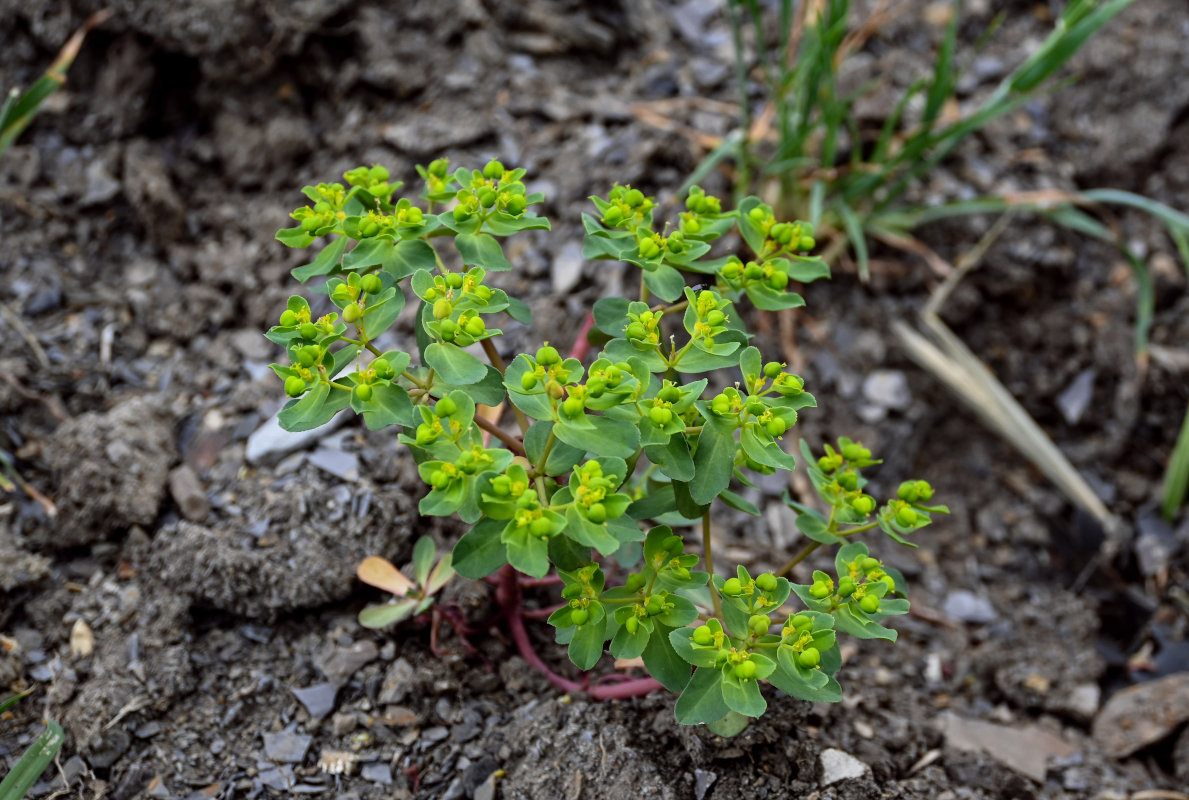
703 511 722 619
639 270 650 304
481 337 532 436
401 370 429 389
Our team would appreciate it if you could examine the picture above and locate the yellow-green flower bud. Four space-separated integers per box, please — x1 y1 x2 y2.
284 376 306 397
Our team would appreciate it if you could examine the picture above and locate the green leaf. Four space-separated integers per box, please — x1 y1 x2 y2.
484 212 551 235
690 426 737 505
0 720 63 800
276 226 316 248
292 236 348 282
642 263 687 302
706 711 750 738
766 662 843 703
451 518 507 578
627 484 679 520
672 342 745 374
719 489 760 516
564 506 621 556
360 287 406 341
525 421 586 476
343 237 397 272
669 627 720 668
278 383 352 432
644 434 695 482
506 296 533 324
424 343 487 385
358 599 419 629
412 536 435 586
502 524 550 578
354 382 414 430
568 615 608 670
593 297 631 336
740 426 797 471
795 513 842 544
609 616 652 660
833 604 898 641
384 240 439 280
744 282 806 311
721 672 766 717
437 365 507 406
672 480 710 519
555 416 640 459
456 232 512 271
674 667 728 724
786 257 830 283
737 197 766 254
643 623 693 693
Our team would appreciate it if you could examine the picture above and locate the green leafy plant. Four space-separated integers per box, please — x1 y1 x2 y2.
0 10 109 157
266 159 946 726
356 536 455 629
0 691 63 800
714 0 1189 519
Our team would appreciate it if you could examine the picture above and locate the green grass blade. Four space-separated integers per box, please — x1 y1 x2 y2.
0 690 33 715
679 129 746 197
1163 401 1189 520
835 200 869 282
0 76 63 154
0 720 64 800
1078 188 1189 233
1009 0 1137 94
923 0 962 124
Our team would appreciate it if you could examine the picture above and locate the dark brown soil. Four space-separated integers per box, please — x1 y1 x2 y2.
2 1 1188 799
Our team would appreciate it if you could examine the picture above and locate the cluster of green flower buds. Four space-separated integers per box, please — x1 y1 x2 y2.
720 256 792 291
745 203 816 255
640 531 698 579
780 613 833 669
517 345 577 398
343 164 398 199
572 461 620 523
624 308 663 348
599 184 654 230
690 289 730 346
289 182 349 236
350 356 395 403
413 396 463 447
452 160 529 221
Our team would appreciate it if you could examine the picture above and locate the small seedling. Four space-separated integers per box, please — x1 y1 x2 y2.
356 536 455 629
266 160 946 726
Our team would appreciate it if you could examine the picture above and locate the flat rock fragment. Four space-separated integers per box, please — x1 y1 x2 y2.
1092 672 1189 758
939 713 1075 782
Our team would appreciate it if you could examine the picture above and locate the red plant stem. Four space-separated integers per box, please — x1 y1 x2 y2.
522 603 565 620
588 677 664 700
494 565 664 700
520 575 563 588
496 565 585 694
568 312 596 362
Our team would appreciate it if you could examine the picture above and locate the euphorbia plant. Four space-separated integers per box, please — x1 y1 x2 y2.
265 159 946 729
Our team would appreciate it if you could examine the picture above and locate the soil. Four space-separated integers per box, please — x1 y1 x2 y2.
2 1 1188 798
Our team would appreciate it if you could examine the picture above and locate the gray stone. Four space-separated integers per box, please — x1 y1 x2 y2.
474 771 498 800
361 762 392 784
245 409 351 466
943 590 997 624
310 444 360 482
377 657 416 704
169 464 210 522
82 159 121 205
292 682 337 720
939 713 1075 783
1056 368 1096 425
263 729 312 763
819 748 870 785
693 769 717 800
317 640 379 687
861 369 912 411
552 239 585 294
